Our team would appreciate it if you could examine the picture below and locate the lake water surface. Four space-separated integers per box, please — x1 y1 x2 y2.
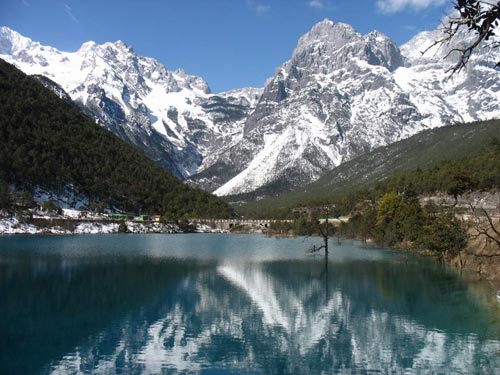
1 234 500 374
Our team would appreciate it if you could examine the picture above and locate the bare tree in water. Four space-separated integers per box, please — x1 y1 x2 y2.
308 206 334 256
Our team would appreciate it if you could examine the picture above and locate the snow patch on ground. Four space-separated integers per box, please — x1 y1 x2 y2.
0 216 228 235
0 216 39 234
0 217 180 235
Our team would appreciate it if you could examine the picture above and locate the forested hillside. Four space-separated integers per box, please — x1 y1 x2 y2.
0 59 233 218
237 120 500 218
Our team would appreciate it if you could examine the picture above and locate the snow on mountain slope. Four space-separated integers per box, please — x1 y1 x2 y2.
219 87 263 108
396 23 500 125
204 21 424 196
196 19 500 197
0 26 258 178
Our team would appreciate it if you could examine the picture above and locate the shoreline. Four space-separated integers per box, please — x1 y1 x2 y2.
358 234 500 289
3 215 499 292
0 216 229 235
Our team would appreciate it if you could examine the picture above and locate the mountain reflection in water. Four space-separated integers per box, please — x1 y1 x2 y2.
0 234 499 374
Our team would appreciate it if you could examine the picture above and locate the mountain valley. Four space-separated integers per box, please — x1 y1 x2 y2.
1 17 499 198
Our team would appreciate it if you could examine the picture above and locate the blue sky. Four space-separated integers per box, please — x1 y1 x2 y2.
0 0 452 92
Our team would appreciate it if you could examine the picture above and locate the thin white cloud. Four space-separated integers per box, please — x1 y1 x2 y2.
308 1 324 9
21 0 30 6
256 4 271 14
376 0 447 14
64 4 79 23
307 0 336 12
246 0 271 15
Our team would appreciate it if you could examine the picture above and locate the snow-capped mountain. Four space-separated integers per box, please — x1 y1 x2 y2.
396 24 500 126
196 19 500 197
1 19 499 197
0 26 261 179
199 20 423 196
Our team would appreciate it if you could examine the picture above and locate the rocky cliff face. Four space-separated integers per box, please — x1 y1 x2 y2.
1 19 499 196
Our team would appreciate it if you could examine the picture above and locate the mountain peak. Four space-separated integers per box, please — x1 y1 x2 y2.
295 19 360 54
113 39 132 50
175 68 187 76
0 26 33 55
0 26 15 34
366 30 389 40
78 40 97 53
0 26 22 38
309 19 355 34
313 18 334 29
298 18 359 47
287 19 402 73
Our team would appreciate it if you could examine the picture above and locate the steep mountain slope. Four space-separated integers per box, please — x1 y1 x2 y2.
396 22 500 125
0 59 233 217
201 21 417 195
0 26 261 179
235 119 500 216
200 20 500 197
300 119 500 198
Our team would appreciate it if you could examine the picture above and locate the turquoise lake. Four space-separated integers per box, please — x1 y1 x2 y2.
1 233 500 374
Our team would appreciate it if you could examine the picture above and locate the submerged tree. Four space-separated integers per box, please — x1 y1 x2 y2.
308 206 335 256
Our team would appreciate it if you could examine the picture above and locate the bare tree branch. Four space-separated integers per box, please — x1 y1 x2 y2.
307 244 326 254
424 0 500 74
467 202 500 255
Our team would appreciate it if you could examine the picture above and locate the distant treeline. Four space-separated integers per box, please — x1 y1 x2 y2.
269 191 467 257
0 59 233 218
238 134 500 219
